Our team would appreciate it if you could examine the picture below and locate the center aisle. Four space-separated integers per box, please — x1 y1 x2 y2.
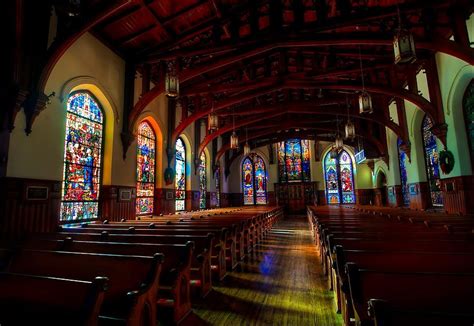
182 216 343 326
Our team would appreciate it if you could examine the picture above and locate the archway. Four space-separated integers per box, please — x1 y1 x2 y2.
375 170 388 206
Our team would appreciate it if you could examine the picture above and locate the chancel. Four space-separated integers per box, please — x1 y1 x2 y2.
1 1 474 325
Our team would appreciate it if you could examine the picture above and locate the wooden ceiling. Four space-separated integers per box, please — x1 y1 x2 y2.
59 0 474 160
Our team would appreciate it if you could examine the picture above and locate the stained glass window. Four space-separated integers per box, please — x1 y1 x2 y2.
242 157 255 205
60 92 104 221
254 156 267 205
463 80 474 164
397 138 410 206
323 150 356 204
175 138 186 211
277 139 311 182
422 115 443 207
136 122 156 215
199 152 207 209
215 166 221 207
242 155 267 205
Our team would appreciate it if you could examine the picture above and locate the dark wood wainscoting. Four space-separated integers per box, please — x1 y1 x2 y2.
100 185 136 221
441 175 474 215
0 177 61 238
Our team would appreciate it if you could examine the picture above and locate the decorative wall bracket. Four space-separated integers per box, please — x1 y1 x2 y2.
120 130 135 160
398 140 412 163
430 123 448 148
23 91 53 135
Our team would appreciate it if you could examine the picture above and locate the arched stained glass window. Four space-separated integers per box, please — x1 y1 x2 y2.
136 122 156 216
397 138 410 206
323 150 356 204
277 139 311 182
254 156 267 205
242 154 268 205
422 115 443 207
199 152 207 209
175 138 186 211
463 80 474 164
242 157 255 205
61 92 104 221
215 166 221 208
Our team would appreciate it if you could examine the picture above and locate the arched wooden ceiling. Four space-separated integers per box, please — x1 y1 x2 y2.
32 0 474 160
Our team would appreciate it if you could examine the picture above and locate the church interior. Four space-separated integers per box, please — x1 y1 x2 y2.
1 0 474 325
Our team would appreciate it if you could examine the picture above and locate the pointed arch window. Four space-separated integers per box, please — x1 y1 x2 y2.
277 139 311 182
397 138 410 206
323 150 356 204
199 152 207 209
175 138 186 211
463 80 474 164
61 91 104 221
136 122 156 215
422 115 443 207
242 155 267 205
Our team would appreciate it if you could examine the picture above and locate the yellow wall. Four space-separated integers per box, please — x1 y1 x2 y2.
8 33 126 185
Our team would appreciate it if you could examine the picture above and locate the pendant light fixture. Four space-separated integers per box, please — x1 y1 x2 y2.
208 100 219 132
243 128 251 155
230 107 239 149
165 62 179 98
358 46 373 114
393 6 416 64
344 96 356 140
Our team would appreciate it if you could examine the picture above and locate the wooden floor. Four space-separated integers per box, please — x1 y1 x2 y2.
181 216 343 326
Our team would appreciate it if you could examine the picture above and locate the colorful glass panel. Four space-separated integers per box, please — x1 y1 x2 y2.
215 167 221 208
175 138 186 211
339 151 355 204
397 138 410 206
277 139 311 182
324 153 340 204
422 116 443 207
463 80 474 163
242 157 255 205
136 122 156 215
254 156 267 205
323 150 356 204
199 152 207 209
61 92 103 221
301 139 311 182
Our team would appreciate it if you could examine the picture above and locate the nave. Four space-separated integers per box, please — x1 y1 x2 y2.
186 217 342 326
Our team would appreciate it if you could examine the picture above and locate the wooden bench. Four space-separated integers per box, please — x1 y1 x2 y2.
0 272 107 326
53 231 225 282
346 262 474 326
333 247 474 325
2 249 163 326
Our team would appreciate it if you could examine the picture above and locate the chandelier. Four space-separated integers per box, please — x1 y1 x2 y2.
230 132 239 149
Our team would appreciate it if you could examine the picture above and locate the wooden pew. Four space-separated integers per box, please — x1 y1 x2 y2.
333 247 474 325
0 272 107 326
53 231 226 282
346 263 474 326
2 249 163 326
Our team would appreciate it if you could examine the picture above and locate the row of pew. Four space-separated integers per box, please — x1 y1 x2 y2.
0 206 283 326
307 205 474 326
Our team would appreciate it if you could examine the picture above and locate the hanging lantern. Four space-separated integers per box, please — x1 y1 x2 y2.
230 131 239 149
208 112 219 131
335 135 344 149
359 91 373 114
393 29 416 64
165 72 179 98
345 120 356 140
243 142 251 155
